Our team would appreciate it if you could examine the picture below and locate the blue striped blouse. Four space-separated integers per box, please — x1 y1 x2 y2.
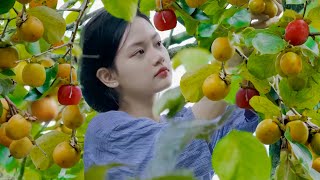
84 105 259 179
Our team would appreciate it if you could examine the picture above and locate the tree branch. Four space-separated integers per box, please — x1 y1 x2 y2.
58 0 78 10
163 31 193 47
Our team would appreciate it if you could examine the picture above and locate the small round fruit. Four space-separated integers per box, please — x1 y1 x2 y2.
280 52 302 76
5 114 32 140
39 57 55 68
263 0 278 18
18 16 44 42
286 120 309 144
13 61 28 84
227 0 249 6
288 76 306 91
0 98 9 124
202 74 231 101
156 0 176 9
0 123 13 147
235 88 259 109
185 0 208 8
311 133 320 155
22 63 46 87
30 0 58 9
285 19 309 46
62 105 84 129
31 96 58 122
58 85 82 105
153 9 177 31
57 64 77 84
53 141 81 168
275 52 287 77
0 46 19 69
313 157 320 173
255 119 282 144
9 137 33 159
211 37 235 62
17 0 32 4
249 0 266 14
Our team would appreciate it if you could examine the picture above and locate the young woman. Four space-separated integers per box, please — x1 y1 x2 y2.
79 8 259 180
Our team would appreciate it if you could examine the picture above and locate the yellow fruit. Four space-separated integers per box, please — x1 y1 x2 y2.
185 0 208 8
22 63 46 87
255 119 282 144
156 0 176 9
313 157 320 173
227 0 249 6
211 37 235 62
30 0 58 9
263 0 278 18
18 16 44 42
280 52 302 76
202 74 231 101
61 124 72 134
13 61 28 84
249 0 266 14
53 141 81 168
0 123 13 147
31 96 58 122
57 64 77 84
311 133 320 155
5 114 32 140
17 0 32 4
0 98 9 124
0 46 19 69
286 120 309 144
62 105 84 129
275 52 287 77
39 57 55 68
9 137 33 159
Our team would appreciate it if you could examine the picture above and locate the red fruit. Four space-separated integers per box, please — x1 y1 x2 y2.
153 9 177 31
58 85 82 105
236 88 259 109
285 19 309 46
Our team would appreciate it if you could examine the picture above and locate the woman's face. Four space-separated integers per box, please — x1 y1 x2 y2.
113 16 172 98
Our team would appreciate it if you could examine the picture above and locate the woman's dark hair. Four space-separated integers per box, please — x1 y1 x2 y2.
79 8 151 112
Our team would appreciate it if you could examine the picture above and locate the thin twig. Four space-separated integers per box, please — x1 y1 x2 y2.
302 2 307 18
309 32 320 39
221 62 227 77
290 108 301 116
4 96 18 116
58 0 78 9
12 7 19 15
235 48 248 61
17 157 27 180
57 8 81 12
1 17 16 39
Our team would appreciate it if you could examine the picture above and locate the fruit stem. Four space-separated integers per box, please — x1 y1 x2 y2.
309 32 320 39
221 62 227 77
17 157 27 180
12 7 19 15
290 108 301 116
235 48 248 63
302 1 307 18
3 95 19 116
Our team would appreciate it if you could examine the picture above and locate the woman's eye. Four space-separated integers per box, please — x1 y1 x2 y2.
134 49 144 56
157 41 162 46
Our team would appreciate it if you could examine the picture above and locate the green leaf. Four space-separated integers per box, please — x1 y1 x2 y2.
175 8 199 35
247 53 277 79
36 63 58 94
274 150 303 180
85 163 125 179
24 88 42 101
154 87 186 118
28 6 66 44
65 11 79 24
102 0 138 22
252 33 286 54
303 109 320 126
23 167 42 180
286 0 306 4
140 0 155 16
0 78 16 96
197 23 218 38
225 8 251 30
212 130 271 180
30 130 69 170
146 107 235 177
25 41 41 55
0 0 15 15
180 64 220 102
302 37 319 56
172 47 213 72
0 69 15 76
249 96 280 117
203 1 225 16
307 6 320 31
0 145 18 172
279 78 320 109
8 84 28 106
239 64 271 94
224 74 242 104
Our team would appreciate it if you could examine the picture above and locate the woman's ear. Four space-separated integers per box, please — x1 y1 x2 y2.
96 67 119 88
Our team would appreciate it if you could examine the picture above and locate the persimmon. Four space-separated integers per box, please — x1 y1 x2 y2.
57 64 77 84
53 141 81 168
0 123 13 147
0 98 9 124
22 63 46 87
249 0 266 14
211 37 235 62
202 74 231 101
31 96 58 122
280 52 302 76
286 120 309 144
9 137 33 159
5 114 32 140
255 119 282 144
62 105 84 129
18 15 44 42
0 46 19 69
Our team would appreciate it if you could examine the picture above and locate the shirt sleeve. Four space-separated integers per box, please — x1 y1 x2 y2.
83 111 167 180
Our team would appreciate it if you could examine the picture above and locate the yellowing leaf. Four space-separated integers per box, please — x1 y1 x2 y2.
249 96 280 117
307 6 320 31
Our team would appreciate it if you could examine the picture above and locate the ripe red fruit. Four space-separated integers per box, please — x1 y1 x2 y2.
236 88 259 109
285 19 309 46
153 9 177 31
58 85 82 105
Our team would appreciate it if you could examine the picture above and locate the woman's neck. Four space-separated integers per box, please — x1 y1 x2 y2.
118 94 160 122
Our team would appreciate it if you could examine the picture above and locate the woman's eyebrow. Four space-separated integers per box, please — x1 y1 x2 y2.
129 33 159 48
